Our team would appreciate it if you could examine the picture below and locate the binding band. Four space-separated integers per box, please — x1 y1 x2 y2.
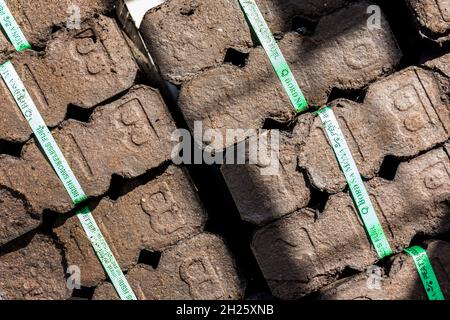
0 4 136 300
317 107 392 259
404 246 445 300
238 0 308 113
0 0 31 51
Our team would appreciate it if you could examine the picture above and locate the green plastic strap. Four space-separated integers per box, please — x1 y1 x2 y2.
238 0 308 113
0 60 136 301
317 107 392 258
0 0 31 51
404 246 445 300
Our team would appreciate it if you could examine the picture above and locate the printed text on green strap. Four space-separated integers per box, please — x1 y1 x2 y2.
238 0 308 113
317 107 392 258
404 246 445 300
0 0 31 51
0 60 136 300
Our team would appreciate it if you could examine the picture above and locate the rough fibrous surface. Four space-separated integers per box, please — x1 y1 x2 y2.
92 233 246 300
0 0 448 301
300 60 450 193
0 85 176 244
406 0 450 41
140 0 352 85
178 2 401 151
252 148 450 299
319 240 450 300
0 233 71 300
1 0 114 51
0 188 38 246
56 166 207 287
0 15 139 143
140 0 252 84
221 116 313 225
222 54 450 226
252 0 348 33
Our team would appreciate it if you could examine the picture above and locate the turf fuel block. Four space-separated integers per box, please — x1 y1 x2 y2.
406 0 450 42
299 62 450 193
0 233 71 300
55 166 207 287
0 0 114 51
252 0 348 34
0 15 139 143
319 240 450 300
140 0 252 84
92 233 245 300
252 148 450 299
178 2 401 151
0 187 40 245
0 86 176 244
221 116 313 225
222 58 449 224
140 0 348 84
